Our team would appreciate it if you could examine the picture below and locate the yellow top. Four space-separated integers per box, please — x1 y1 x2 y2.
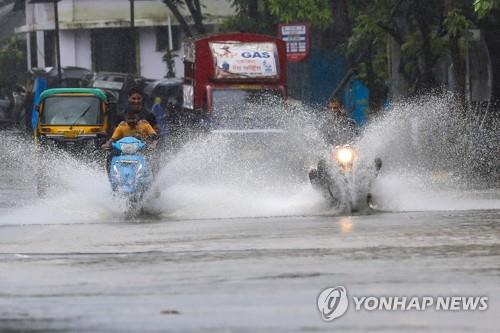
111 120 157 141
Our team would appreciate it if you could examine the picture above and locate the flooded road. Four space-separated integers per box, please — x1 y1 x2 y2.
0 92 499 332
1 199 499 332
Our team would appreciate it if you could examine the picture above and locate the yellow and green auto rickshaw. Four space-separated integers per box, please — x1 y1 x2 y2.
34 88 116 196
35 88 114 152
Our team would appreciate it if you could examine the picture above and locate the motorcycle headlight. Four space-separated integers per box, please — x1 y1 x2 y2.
336 147 355 164
120 143 139 154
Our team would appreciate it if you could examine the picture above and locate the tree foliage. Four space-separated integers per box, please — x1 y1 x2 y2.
0 37 25 96
225 0 332 34
224 0 485 107
473 0 500 17
267 0 332 28
224 0 276 34
162 0 206 37
346 0 476 104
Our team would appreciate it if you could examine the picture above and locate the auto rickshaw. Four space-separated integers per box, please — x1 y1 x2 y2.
35 88 113 150
34 88 114 196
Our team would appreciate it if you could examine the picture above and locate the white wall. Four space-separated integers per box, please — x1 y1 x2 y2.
138 27 184 79
75 30 91 69
139 27 166 79
59 30 75 67
21 0 236 31
59 29 91 69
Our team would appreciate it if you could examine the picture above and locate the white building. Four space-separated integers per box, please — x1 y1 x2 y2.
15 0 235 79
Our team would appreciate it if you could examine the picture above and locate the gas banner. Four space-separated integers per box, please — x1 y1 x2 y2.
209 42 279 79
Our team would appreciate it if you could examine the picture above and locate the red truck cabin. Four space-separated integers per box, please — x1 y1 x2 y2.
183 33 287 129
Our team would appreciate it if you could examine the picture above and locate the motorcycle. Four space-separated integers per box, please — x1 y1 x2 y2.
309 144 382 213
107 136 153 207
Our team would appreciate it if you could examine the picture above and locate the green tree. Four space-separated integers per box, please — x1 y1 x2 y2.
224 0 276 34
267 0 332 28
474 0 500 17
226 0 357 48
162 0 206 37
0 36 26 121
0 36 25 96
348 0 475 102
224 0 481 108
444 2 474 106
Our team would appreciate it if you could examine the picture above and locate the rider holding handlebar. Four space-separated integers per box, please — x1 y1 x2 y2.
101 108 158 149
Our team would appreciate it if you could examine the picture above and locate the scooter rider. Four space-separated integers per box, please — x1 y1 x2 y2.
101 108 158 149
102 108 158 176
309 98 382 203
321 98 381 171
320 98 359 144
115 86 158 130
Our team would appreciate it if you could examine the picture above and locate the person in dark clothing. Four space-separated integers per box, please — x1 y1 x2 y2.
309 98 382 202
115 86 157 130
320 98 359 144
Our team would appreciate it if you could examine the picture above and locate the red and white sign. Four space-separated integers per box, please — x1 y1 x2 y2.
278 23 310 62
209 42 279 80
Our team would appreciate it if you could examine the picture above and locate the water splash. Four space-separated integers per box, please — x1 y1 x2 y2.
0 131 124 224
357 92 499 211
145 101 331 219
0 93 498 224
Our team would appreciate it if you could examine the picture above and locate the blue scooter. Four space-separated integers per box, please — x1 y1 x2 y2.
108 137 153 206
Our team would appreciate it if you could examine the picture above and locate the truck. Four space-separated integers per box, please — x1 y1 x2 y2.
182 33 287 132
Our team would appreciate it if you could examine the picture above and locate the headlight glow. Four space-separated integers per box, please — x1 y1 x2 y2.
336 147 354 164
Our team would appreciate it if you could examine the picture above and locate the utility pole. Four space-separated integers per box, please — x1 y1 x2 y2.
53 0 62 84
29 0 62 84
130 0 137 74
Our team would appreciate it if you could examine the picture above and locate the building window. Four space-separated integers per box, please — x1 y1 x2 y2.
91 28 136 73
155 25 181 52
29 32 37 68
44 30 55 67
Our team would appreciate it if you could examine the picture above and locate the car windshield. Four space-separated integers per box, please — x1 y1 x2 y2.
41 96 102 125
210 89 284 130
91 74 126 91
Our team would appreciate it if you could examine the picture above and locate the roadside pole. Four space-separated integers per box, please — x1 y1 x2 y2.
29 0 62 84
53 0 62 84
129 0 137 74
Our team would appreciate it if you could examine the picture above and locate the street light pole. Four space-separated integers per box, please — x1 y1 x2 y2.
29 0 62 83
53 0 62 84
130 0 137 74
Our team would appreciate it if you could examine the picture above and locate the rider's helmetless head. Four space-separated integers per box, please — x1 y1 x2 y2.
328 99 346 116
124 111 139 127
127 86 144 111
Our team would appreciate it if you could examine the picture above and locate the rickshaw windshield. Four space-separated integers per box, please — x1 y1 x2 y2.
40 96 102 125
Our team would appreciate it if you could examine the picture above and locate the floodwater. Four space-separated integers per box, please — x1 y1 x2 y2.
0 94 499 332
